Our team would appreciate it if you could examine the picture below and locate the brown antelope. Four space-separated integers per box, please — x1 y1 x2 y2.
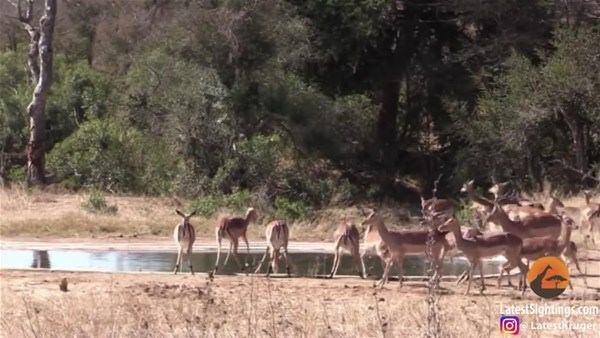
438 218 528 294
254 220 291 277
360 209 448 288
582 191 600 237
330 222 365 279
498 215 584 288
421 196 455 219
484 203 562 240
214 207 259 273
546 195 594 240
173 209 197 274
488 182 544 209
462 180 547 225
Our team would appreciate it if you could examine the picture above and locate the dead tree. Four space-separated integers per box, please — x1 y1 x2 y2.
7 0 57 185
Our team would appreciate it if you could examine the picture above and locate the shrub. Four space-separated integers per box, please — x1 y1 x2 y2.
48 118 177 194
274 196 311 221
190 190 255 217
82 190 118 214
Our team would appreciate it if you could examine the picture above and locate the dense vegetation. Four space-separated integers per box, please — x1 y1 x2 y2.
1 1 599 214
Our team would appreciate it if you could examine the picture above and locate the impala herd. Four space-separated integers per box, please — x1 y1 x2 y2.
172 181 599 295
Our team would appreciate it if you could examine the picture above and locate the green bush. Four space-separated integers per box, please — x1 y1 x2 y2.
274 196 311 221
82 190 118 214
191 190 255 217
48 118 176 193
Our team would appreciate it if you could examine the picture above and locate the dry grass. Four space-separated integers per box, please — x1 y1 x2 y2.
1 187 598 246
1 269 598 337
0 187 416 241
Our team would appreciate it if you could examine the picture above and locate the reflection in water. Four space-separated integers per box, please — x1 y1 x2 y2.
31 250 50 269
0 249 505 277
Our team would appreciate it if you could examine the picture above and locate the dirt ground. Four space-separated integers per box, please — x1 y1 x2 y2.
1 255 599 338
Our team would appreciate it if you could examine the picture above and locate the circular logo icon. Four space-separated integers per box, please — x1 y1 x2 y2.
526 256 570 299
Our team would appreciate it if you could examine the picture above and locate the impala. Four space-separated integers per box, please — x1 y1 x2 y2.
484 203 562 240
462 180 548 225
214 207 258 273
498 215 583 288
438 217 528 294
173 209 197 274
361 209 448 288
254 220 291 277
330 221 365 279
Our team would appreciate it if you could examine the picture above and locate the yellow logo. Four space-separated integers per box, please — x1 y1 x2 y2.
526 256 570 299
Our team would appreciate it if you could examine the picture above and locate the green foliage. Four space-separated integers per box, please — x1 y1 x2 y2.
47 118 176 193
0 50 29 154
82 190 118 215
455 27 600 188
190 190 255 217
274 196 312 221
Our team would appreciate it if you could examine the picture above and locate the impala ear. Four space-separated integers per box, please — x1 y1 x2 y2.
176 209 185 217
189 210 197 217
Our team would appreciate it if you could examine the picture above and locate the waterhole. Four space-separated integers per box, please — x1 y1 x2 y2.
0 249 507 277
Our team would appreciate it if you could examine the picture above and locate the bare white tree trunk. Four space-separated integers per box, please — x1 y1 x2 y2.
9 0 57 185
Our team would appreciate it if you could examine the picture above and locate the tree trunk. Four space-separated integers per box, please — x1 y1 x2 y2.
561 110 588 173
25 0 57 186
376 80 401 166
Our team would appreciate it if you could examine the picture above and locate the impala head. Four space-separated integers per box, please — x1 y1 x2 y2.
245 207 258 223
483 203 502 225
359 208 379 227
437 218 459 232
176 209 197 224
488 181 509 199
559 214 579 230
547 195 565 213
460 179 475 194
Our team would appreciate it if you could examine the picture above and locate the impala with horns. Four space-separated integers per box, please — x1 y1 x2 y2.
498 215 584 288
173 209 197 274
360 208 448 288
330 221 365 279
254 220 291 277
214 207 259 274
462 180 551 226
484 203 562 240
437 217 528 294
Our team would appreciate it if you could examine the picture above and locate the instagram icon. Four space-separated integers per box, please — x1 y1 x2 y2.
500 315 520 335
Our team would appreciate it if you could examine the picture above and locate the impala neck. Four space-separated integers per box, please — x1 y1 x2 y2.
371 217 391 240
559 222 573 246
584 193 591 206
490 206 516 228
467 188 493 209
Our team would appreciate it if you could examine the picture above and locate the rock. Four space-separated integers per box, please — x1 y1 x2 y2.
59 278 68 292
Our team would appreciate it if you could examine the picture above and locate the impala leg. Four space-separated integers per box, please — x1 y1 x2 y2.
242 234 250 270
359 250 368 278
330 248 341 279
269 248 277 274
224 240 233 266
397 255 405 288
378 259 393 288
254 247 269 274
465 263 474 295
232 239 244 272
329 240 341 278
267 248 275 277
174 246 182 274
457 270 468 285
518 260 528 294
478 261 486 292
282 247 291 277
187 243 194 275
214 231 222 273
352 247 365 279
